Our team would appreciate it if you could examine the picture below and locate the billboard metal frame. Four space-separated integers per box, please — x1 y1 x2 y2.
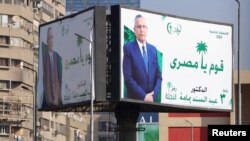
110 5 234 112
37 6 106 111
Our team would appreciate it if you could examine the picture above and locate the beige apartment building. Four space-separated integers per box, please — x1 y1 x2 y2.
0 0 37 140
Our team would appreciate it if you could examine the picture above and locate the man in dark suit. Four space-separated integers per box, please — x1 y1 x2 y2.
123 15 162 102
42 27 62 107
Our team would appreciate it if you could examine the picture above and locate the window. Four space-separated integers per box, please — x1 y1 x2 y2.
58 124 66 135
1 14 8 27
4 0 12 4
10 37 21 47
26 0 29 6
11 59 21 68
40 118 50 131
99 121 108 132
10 37 31 48
0 125 10 134
98 121 115 132
14 0 24 5
0 36 9 45
0 58 9 67
43 1 54 17
11 81 21 89
0 80 9 89
51 121 54 129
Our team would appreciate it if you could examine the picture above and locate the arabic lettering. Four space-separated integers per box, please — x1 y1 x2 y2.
179 94 192 101
63 80 90 101
170 58 224 75
220 89 228 104
165 93 177 100
192 96 207 102
191 86 207 93
166 91 220 105
209 99 218 104
209 29 229 39
167 22 182 35
65 53 91 70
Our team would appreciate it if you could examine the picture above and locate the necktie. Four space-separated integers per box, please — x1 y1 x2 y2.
142 46 148 73
50 53 53 66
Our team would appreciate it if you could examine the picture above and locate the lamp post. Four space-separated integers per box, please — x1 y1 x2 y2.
22 65 37 141
29 2 42 140
75 28 94 141
235 0 241 125
184 119 193 141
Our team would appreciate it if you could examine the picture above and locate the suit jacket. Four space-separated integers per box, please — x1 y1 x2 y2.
43 45 62 107
123 40 162 101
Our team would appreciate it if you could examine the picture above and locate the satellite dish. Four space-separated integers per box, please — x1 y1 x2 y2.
12 15 21 23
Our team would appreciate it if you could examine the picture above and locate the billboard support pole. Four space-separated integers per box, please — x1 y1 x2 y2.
115 105 139 141
235 0 241 125
90 29 95 141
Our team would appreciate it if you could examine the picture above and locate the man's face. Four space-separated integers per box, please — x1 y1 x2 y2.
47 29 53 52
134 17 148 44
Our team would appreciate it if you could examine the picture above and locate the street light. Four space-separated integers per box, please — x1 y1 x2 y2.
184 119 193 141
75 27 94 141
235 0 241 125
22 65 37 141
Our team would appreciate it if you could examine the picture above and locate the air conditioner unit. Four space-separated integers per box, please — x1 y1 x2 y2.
43 125 48 131
37 133 43 139
52 130 58 136
33 8 38 14
37 121 41 127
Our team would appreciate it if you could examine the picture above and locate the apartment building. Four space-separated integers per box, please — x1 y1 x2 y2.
0 0 36 140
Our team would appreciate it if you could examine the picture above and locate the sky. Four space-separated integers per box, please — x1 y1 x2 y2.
141 0 250 70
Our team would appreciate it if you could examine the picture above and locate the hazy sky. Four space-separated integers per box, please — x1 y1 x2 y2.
141 0 250 70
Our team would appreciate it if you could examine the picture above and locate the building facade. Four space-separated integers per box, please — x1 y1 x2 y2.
0 0 36 140
0 0 65 140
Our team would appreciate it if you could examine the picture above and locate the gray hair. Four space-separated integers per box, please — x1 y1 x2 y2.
134 14 145 26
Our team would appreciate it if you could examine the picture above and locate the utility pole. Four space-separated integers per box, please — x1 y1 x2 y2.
22 65 37 141
184 119 193 141
235 0 241 125
75 28 94 141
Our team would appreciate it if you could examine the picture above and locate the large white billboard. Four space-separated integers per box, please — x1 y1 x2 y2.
37 9 94 109
120 7 233 111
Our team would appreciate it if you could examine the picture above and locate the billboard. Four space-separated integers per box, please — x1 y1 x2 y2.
137 123 159 141
37 7 106 110
111 6 233 111
137 113 159 141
